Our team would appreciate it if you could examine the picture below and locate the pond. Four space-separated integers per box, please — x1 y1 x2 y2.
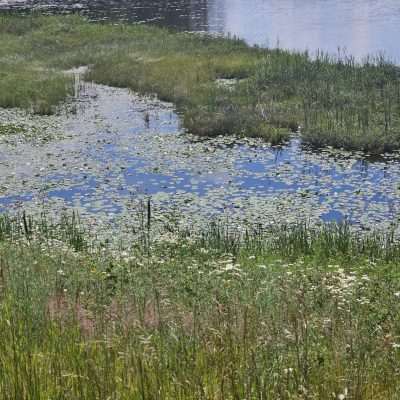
1 79 399 241
1 0 400 61
1 2 400 240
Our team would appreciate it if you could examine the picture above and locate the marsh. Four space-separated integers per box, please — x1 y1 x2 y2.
1 4 400 398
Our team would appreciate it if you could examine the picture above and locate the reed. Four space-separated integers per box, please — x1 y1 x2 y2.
0 212 87 251
2 15 400 151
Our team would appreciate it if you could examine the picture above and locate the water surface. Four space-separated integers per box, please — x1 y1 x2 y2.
1 2 400 239
1 81 400 241
1 0 400 61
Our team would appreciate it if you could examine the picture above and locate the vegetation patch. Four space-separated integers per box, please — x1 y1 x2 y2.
1 14 400 151
0 83 399 236
0 122 25 136
0 214 400 398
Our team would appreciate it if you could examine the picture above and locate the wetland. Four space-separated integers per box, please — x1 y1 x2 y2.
1 15 400 238
1 6 400 399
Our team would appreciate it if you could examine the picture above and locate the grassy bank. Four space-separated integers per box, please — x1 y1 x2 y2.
1 14 400 151
0 214 400 398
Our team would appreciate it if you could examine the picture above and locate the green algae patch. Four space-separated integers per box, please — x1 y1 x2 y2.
1 14 400 151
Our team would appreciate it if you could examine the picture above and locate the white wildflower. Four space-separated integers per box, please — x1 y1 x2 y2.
283 368 293 374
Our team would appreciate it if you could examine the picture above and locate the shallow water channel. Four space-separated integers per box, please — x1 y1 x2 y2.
1 81 400 238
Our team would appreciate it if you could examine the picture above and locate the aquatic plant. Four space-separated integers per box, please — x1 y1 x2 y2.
0 212 87 251
253 50 400 152
2 14 400 151
0 122 25 135
0 62 73 115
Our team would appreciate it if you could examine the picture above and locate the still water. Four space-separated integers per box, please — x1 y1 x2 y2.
1 2 400 237
1 0 400 61
1 82 400 238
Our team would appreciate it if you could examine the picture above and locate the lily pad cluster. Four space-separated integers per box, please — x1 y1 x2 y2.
1 82 400 244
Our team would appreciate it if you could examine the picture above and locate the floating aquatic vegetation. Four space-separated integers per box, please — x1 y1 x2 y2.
1 82 400 244
0 122 25 136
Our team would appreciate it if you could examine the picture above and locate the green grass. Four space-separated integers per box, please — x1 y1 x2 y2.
1 14 400 151
0 213 400 398
0 62 73 115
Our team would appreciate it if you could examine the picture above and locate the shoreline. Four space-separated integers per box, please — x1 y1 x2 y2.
1 14 400 153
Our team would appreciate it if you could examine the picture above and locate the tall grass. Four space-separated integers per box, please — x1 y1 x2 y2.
253 50 400 151
0 63 73 114
1 14 400 151
0 212 87 251
0 214 400 398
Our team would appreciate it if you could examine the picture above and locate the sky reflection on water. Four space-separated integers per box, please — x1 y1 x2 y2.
1 0 400 61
